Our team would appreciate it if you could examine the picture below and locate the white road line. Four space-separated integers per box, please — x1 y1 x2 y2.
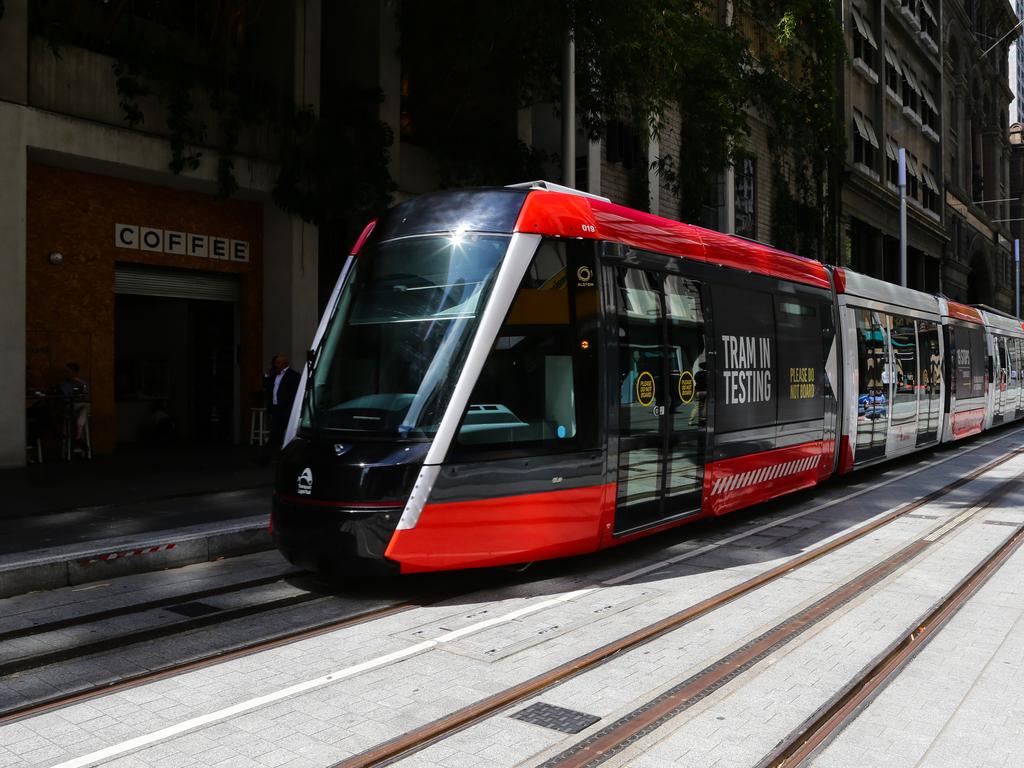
50 587 596 768
47 426 1024 768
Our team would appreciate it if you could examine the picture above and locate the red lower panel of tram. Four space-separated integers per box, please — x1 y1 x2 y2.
385 482 617 573
702 440 829 516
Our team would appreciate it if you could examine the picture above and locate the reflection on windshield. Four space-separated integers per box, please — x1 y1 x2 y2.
302 233 511 439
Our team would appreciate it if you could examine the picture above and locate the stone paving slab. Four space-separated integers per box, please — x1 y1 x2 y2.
811 529 1024 768
0 432 1022 767
589 489 1024 768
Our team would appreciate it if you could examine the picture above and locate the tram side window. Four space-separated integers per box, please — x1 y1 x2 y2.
970 328 987 397
454 240 599 454
918 321 941 395
953 326 987 399
712 285 776 432
776 297 824 423
855 309 888 421
890 315 919 423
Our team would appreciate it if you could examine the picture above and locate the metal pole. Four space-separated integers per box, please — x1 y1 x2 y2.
1016 239 1020 318
562 24 575 189
899 148 907 287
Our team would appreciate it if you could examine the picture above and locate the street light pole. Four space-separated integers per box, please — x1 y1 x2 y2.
1016 239 1020 318
562 24 575 189
899 148 907 287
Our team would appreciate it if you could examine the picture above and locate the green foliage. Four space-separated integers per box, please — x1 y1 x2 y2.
29 0 394 226
747 0 846 259
399 0 754 218
273 96 396 229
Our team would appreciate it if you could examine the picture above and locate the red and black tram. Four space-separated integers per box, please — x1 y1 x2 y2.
270 182 1024 575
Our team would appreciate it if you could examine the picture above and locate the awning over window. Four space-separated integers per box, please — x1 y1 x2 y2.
853 110 880 148
885 137 899 161
905 153 920 179
902 63 919 93
851 7 878 49
884 46 903 76
921 166 939 192
921 86 937 113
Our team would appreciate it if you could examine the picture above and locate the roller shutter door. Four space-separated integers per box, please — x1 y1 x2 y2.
114 265 241 302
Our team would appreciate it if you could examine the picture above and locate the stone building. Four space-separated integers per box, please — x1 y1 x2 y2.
944 0 1018 309
840 0 946 291
0 1 322 466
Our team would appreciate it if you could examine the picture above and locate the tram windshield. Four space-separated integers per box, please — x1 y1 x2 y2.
302 233 511 439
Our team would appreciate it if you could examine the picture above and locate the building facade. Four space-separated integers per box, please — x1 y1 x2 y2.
944 0 1018 309
0 0 322 466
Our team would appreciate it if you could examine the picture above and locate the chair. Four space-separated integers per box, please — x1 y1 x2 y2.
60 401 92 460
249 407 269 446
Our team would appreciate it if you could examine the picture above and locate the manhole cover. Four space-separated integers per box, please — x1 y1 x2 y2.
511 702 600 733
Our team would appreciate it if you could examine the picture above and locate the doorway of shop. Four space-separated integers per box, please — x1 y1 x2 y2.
114 266 240 448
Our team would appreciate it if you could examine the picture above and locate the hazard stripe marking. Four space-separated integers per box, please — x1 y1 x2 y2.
79 543 178 566
709 452 823 497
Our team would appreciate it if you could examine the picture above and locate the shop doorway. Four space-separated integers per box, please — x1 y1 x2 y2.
114 266 240 447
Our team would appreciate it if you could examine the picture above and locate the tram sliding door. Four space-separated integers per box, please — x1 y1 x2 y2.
854 309 889 461
613 264 706 534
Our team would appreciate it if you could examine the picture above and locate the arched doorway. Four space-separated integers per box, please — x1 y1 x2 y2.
967 250 992 305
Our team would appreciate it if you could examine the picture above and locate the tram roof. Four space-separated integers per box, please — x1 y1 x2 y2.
355 186 833 290
832 267 941 315
976 308 1024 334
945 299 985 325
515 189 832 290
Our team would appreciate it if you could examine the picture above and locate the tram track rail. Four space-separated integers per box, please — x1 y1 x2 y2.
0 571 303 644
0 599 415 726
333 445 1024 768
759 507 1024 767
6 430 1023 765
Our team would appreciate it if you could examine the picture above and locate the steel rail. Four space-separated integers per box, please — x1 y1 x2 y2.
761 509 1024 766
332 447 1024 768
0 601 415 726
0 571 302 643
540 472 1024 768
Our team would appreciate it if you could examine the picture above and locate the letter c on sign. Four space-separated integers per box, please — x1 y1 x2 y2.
115 224 138 249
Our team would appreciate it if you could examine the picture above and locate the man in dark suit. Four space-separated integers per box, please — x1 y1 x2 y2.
262 354 300 460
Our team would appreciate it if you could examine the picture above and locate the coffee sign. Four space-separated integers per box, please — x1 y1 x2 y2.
115 224 249 263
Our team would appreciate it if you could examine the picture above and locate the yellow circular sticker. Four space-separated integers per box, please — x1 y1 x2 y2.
636 371 656 407
678 370 695 404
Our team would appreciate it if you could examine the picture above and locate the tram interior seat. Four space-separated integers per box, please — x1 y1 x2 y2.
458 403 532 444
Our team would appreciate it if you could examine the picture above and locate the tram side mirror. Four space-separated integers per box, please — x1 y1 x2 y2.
306 348 316 370
988 355 994 382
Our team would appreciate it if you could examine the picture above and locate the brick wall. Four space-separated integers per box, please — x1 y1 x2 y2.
26 163 263 454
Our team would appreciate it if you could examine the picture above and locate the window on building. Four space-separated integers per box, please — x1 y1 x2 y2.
907 153 921 201
919 2 938 42
851 7 878 72
852 109 879 170
701 172 726 231
901 0 920 23
921 87 939 134
902 63 920 117
735 155 757 239
884 46 903 100
921 165 939 212
885 137 900 187
606 121 643 169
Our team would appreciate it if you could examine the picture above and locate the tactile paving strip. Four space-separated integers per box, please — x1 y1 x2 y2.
512 702 601 734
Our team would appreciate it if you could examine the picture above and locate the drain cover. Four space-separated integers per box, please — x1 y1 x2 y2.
166 601 223 618
511 702 600 733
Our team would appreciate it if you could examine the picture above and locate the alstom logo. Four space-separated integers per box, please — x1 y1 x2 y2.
710 455 820 496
